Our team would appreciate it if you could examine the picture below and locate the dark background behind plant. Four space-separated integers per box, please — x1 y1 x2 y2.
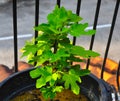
0 0 119 69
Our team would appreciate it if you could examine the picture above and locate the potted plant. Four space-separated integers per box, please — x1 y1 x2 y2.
0 5 114 101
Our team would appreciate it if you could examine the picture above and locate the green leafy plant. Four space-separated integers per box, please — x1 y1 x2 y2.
21 5 100 100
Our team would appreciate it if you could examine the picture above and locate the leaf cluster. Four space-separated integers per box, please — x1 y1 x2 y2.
21 5 100 100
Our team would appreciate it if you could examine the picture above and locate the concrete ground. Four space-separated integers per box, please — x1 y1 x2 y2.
0 0 119 68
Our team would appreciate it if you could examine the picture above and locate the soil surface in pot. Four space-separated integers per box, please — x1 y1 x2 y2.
10 89 89 101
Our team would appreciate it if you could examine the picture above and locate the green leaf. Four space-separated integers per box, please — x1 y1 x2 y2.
71 68 90 76
50 73 61 86
40 87 56 99
62 69 81 95
59 38 70 46
29 68 41 78
77 69 90 76
22 44 37 57
36 34 50 42
36 76 47 88
70 23 96 37
53 86 63 92
34 23 53 34
52 73 59 81
67 10 83 22
85 50 100 57
69 46 85 56
49 79 56 86
69 46 100 58
30 66 52 88
50 48 70 62
47 6 68 29
38 50 53 64
60 27 69 34
67 55 83 62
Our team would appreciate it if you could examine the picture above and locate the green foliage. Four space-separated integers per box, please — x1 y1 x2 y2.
21 5 100 100
70 23 96 36
62 69 81 95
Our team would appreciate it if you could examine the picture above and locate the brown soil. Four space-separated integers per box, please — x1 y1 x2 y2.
10 89 89 101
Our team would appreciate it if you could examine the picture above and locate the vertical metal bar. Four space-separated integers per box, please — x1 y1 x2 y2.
13 0 18 72
35 0 39 39
57 0 61 7
76 0 81 16
86 0 101 69
73 0 81 45
101 0 120 79
34 0 39 66
117 61 120 92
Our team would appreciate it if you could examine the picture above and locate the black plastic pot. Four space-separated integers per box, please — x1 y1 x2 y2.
0 68 115 101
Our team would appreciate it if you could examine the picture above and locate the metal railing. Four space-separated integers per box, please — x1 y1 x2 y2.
12 0 120 92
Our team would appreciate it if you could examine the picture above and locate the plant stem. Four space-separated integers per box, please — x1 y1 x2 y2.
54 39 58 53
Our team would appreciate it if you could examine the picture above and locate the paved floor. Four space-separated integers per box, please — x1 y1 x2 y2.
0 0 120 68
